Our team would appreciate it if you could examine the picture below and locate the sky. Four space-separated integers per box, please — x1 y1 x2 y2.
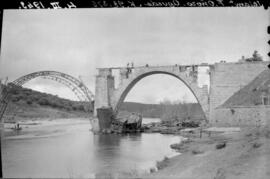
0 7 269 104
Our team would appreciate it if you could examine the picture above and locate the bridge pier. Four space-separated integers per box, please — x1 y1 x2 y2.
94 68 115 115
94 69 115 131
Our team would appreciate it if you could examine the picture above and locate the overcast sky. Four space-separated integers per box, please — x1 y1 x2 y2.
0 8 269 104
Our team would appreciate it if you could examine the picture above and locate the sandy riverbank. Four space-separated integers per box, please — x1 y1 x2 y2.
3 118 91 139
142 126 270 179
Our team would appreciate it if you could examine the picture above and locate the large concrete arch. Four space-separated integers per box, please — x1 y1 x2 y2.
95 65 209 121
113 71 206 117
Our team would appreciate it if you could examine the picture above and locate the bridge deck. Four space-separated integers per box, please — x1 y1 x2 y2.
97 63 210 70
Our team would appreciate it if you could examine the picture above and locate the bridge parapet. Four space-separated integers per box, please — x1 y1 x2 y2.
97 68 113 76
117 65 199 87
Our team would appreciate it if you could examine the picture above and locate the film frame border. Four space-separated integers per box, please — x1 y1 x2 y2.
0 0 269 178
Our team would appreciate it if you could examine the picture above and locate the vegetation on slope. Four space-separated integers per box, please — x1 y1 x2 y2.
120 101 205 121
1 84 91 121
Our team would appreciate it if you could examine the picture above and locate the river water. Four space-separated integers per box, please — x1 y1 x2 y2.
2 118 182 178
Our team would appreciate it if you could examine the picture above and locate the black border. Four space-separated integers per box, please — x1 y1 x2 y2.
0 0 269 178
0 0 269 9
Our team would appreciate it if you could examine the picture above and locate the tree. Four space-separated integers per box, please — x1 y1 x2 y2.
252 50 263 61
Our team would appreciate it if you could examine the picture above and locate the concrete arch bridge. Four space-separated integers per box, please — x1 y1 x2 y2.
94 65 210 123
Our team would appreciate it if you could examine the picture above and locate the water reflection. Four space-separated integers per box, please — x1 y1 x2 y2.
3 118 181 178
94 134 121 146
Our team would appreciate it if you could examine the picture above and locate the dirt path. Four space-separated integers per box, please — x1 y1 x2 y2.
142 126 270 179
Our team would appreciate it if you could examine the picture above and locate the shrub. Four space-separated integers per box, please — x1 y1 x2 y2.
192 149 204 155
26 100 33 105
150 167 156 173
38 98 49 105
216 142 227 149
77 104 85 111
72 105 78 111
11 95 21 102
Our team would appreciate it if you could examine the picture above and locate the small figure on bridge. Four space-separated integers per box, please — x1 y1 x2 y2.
128 67 132 73
126 62 132 78
146 64 149 67
126 70 129 78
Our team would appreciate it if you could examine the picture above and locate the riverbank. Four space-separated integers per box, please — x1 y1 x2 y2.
142 120 200 134
142 125 270 179
3 117 91 139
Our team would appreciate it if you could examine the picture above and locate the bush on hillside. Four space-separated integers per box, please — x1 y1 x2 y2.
26 99 33 105
38 98 50 105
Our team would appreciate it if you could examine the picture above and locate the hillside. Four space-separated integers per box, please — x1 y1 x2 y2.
221 69 270 108
1 84 92 121
120 101 205 121
119 102 161 118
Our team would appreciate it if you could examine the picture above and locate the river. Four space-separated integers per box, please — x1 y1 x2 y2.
2 118 183 178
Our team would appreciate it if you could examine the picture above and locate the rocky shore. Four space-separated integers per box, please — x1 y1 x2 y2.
141 125 270 179
142 120 200 134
